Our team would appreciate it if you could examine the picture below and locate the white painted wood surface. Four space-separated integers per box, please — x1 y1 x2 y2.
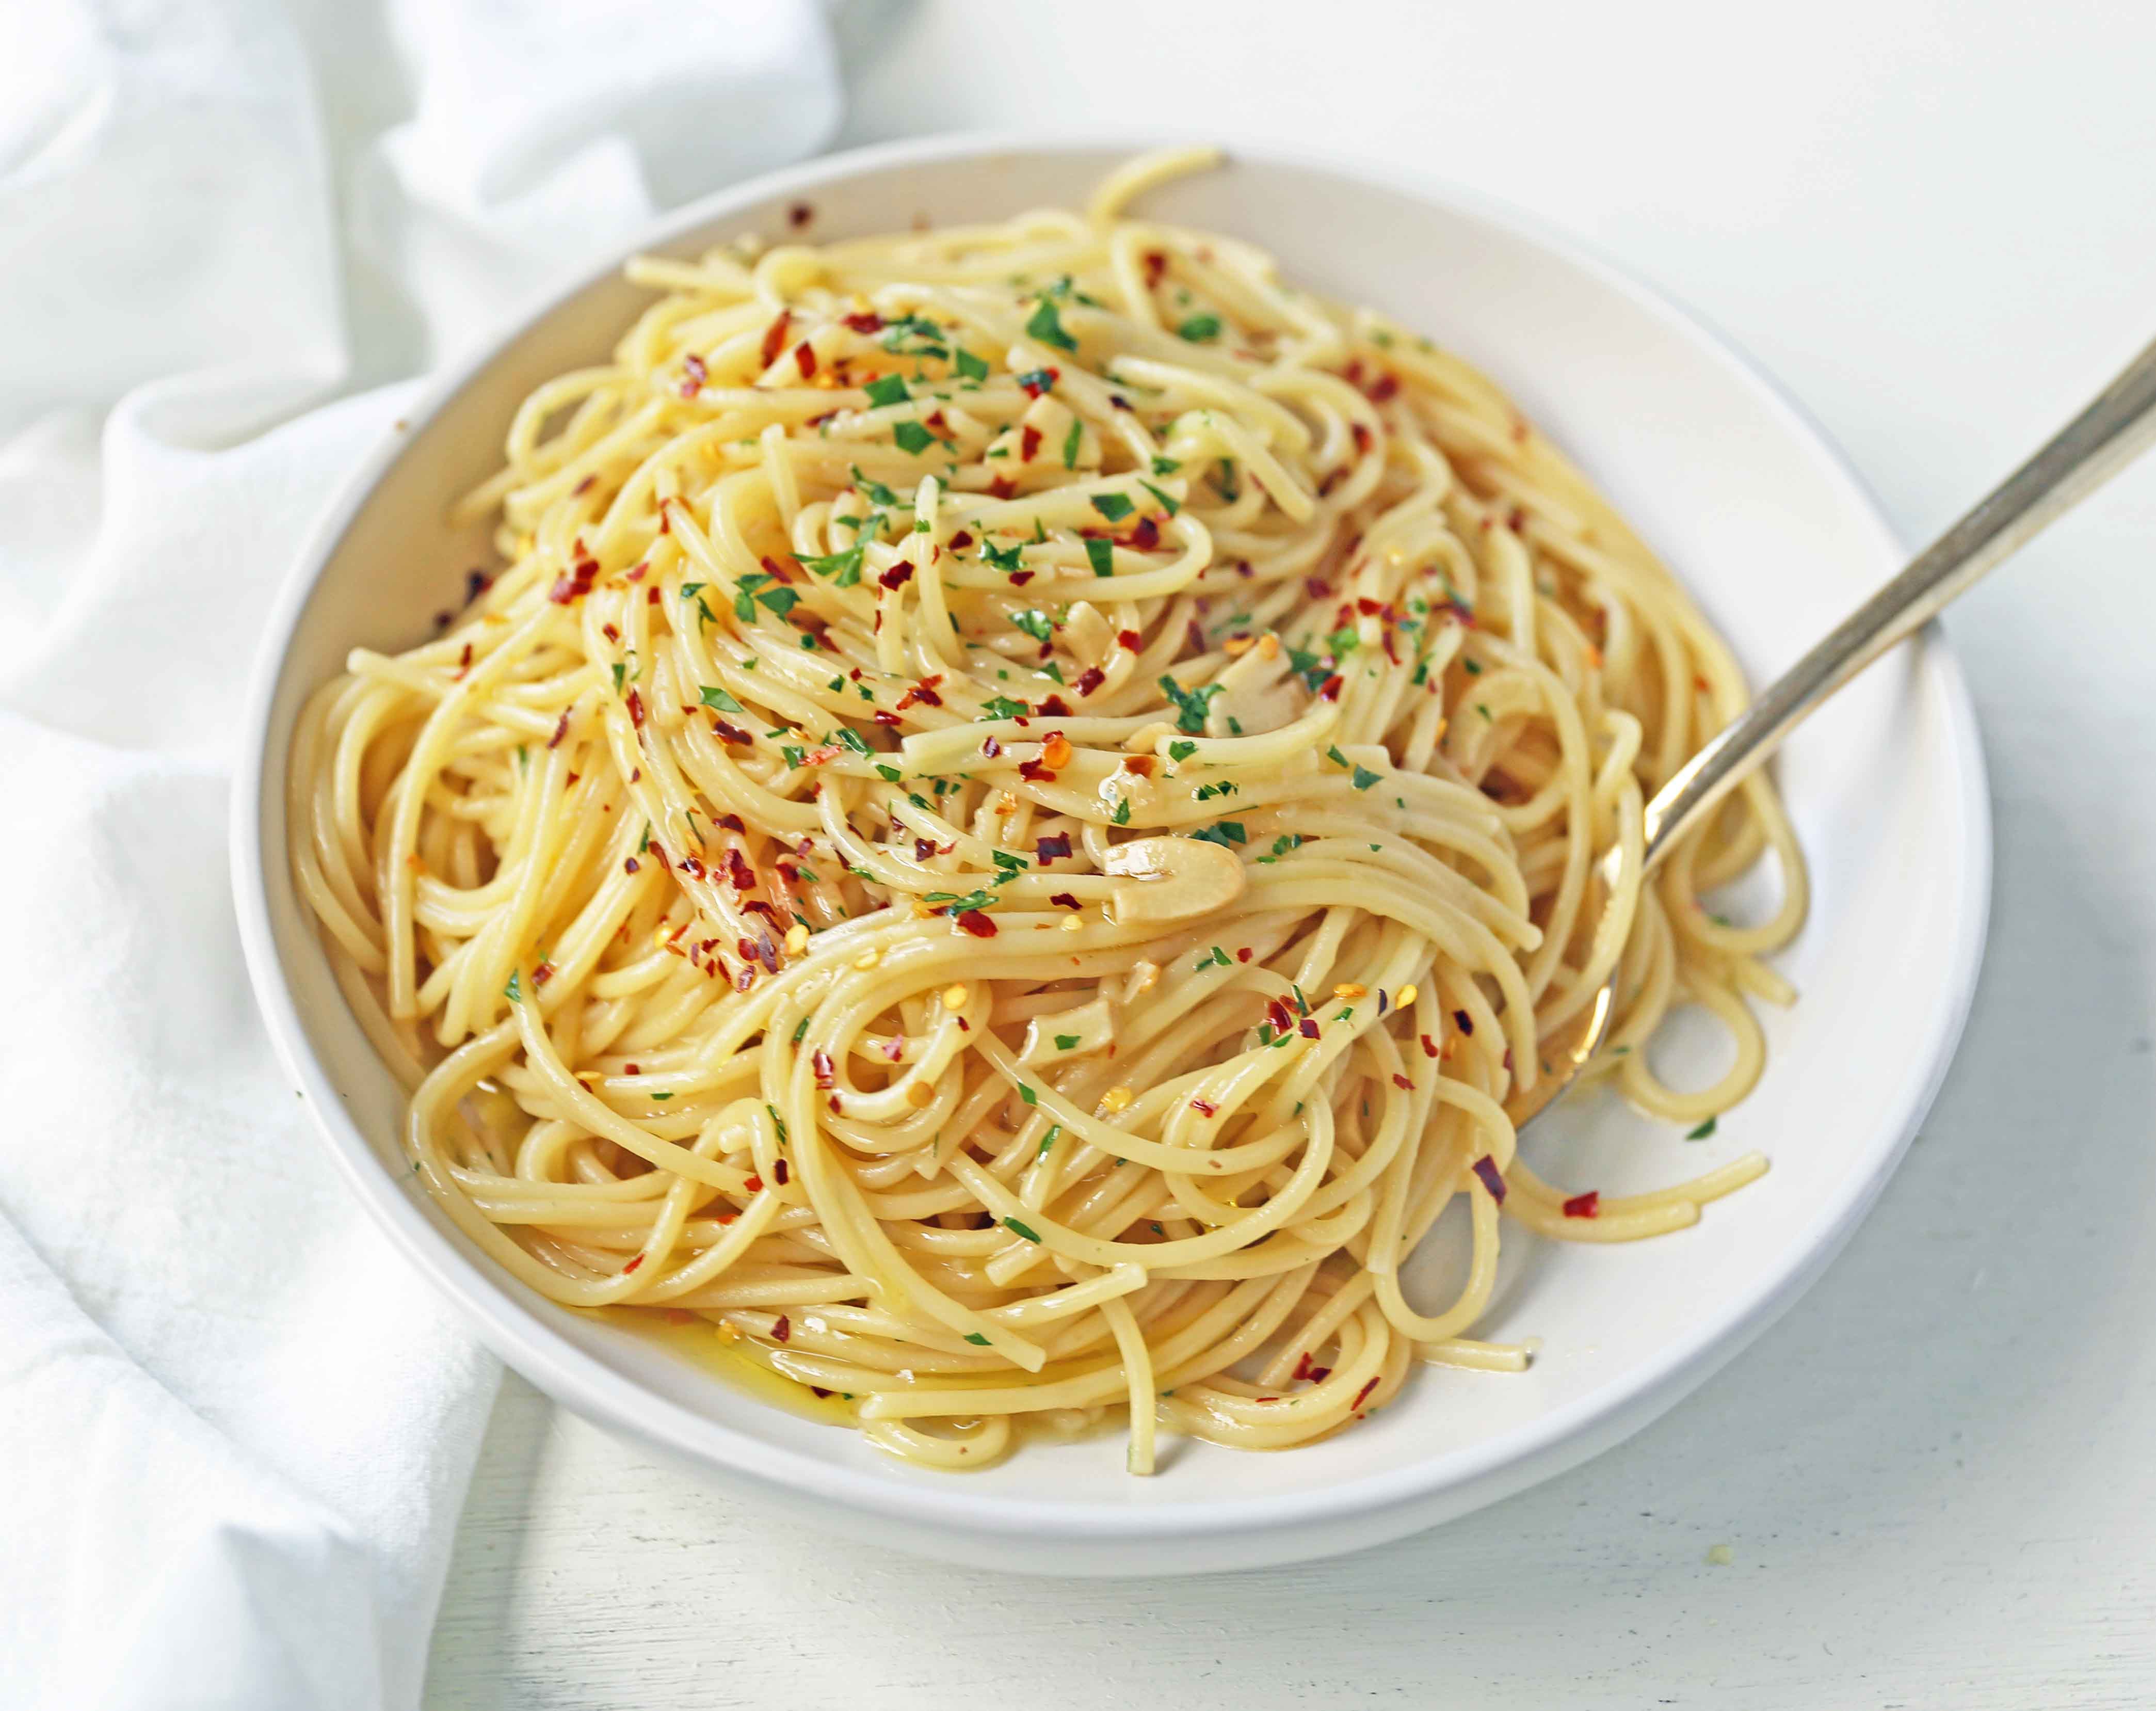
427 4 2156 1703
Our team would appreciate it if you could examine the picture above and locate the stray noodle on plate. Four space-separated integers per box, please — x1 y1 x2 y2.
290 149 1806 1474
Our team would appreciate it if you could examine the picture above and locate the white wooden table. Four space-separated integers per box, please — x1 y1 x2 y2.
427 4 2156 1703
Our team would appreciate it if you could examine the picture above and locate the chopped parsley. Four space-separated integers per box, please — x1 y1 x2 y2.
1189 822 1246 847
892 421 936 455
851 466 901 506
1085 537 1115 576
1054 1034 1080 1051
699 685 745 713
1158 675 1224 734
1090 492 1135 523
1025 298 1077 351
953 347 990 382
1177 314 1222 342
1003 1216 1043 1243
864 373 909 408
1010 609 1054 644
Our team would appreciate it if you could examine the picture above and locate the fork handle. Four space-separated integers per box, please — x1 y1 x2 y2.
1643 333 2156 866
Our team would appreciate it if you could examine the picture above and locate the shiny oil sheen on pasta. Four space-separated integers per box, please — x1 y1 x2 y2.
288 150 1805 1474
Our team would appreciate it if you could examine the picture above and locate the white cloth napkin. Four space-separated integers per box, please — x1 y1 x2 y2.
0 4 839 1706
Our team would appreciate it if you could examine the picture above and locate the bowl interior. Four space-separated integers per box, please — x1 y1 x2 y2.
242 142 1985 1525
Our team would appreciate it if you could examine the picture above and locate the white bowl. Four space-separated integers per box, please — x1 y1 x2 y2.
231 133 1989 1576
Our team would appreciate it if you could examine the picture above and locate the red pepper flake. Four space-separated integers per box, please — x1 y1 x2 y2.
1049 891 1080 909
988 476 1016 501
912 838 936 861
1298 1017 1321 1040
1367 373 1399 403
794 340 818 380
878 564 912 590
895 677 943 710
760 310 792 368
1019 369 1058 399
1117 628 1143 651
1036 832 1072 861
843 311 882 333
872 709 900 728
547 711 571 748
572 474 596 496
726 849 756 891
1307 1366 1332 1384
1020 424 1042 462
1317 674 1343 702
1419 1033 1439 1059
956 909 998 938
1352 1376 1380 1411
1453 1009 1473 1036
789 201 813 229
1563 1191 1601 1219
624 688 646 728
1038 695 1071 716
734 966 755 991
1010 570 1035 588
1143 250 1167 287
1471 1155 1507 1203
773 1314 791 1342
949 530 974 550
1017 759 1056 782
1122 754 1156 777
1266 998 1293 1035
1350 421 1372 455
1391 1073 1413 1092
679 352 706 398
802 743 847 766
980 735 1003 759
715 812 745 832
744 1173 764 1193
774 1158 792 1186
548 559 599 604
812 1049 835 1089
1189 1097 1217 1117
1305 576 1334 600
712 719 752 744
647 840 667 867
623 857 640 874
622 1254 643 1274
1235 947 1253 963
1130 516 1161 551
1074 665 1105 697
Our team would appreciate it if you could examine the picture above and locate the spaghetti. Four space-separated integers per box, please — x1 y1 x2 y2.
289 149 1805 1473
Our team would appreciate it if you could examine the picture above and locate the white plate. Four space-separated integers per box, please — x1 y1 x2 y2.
230 133 1989 1576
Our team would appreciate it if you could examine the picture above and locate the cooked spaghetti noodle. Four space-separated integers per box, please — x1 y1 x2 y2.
289 149 1805 1473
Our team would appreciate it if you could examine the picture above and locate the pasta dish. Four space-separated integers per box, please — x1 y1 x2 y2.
288 150 1805 1473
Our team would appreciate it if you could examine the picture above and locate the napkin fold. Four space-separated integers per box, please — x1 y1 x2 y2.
0 4 840 1705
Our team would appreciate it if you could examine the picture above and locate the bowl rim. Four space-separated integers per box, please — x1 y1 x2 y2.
230 126 1992 1545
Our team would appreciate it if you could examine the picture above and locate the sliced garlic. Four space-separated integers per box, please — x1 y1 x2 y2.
1103 836 1244 925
